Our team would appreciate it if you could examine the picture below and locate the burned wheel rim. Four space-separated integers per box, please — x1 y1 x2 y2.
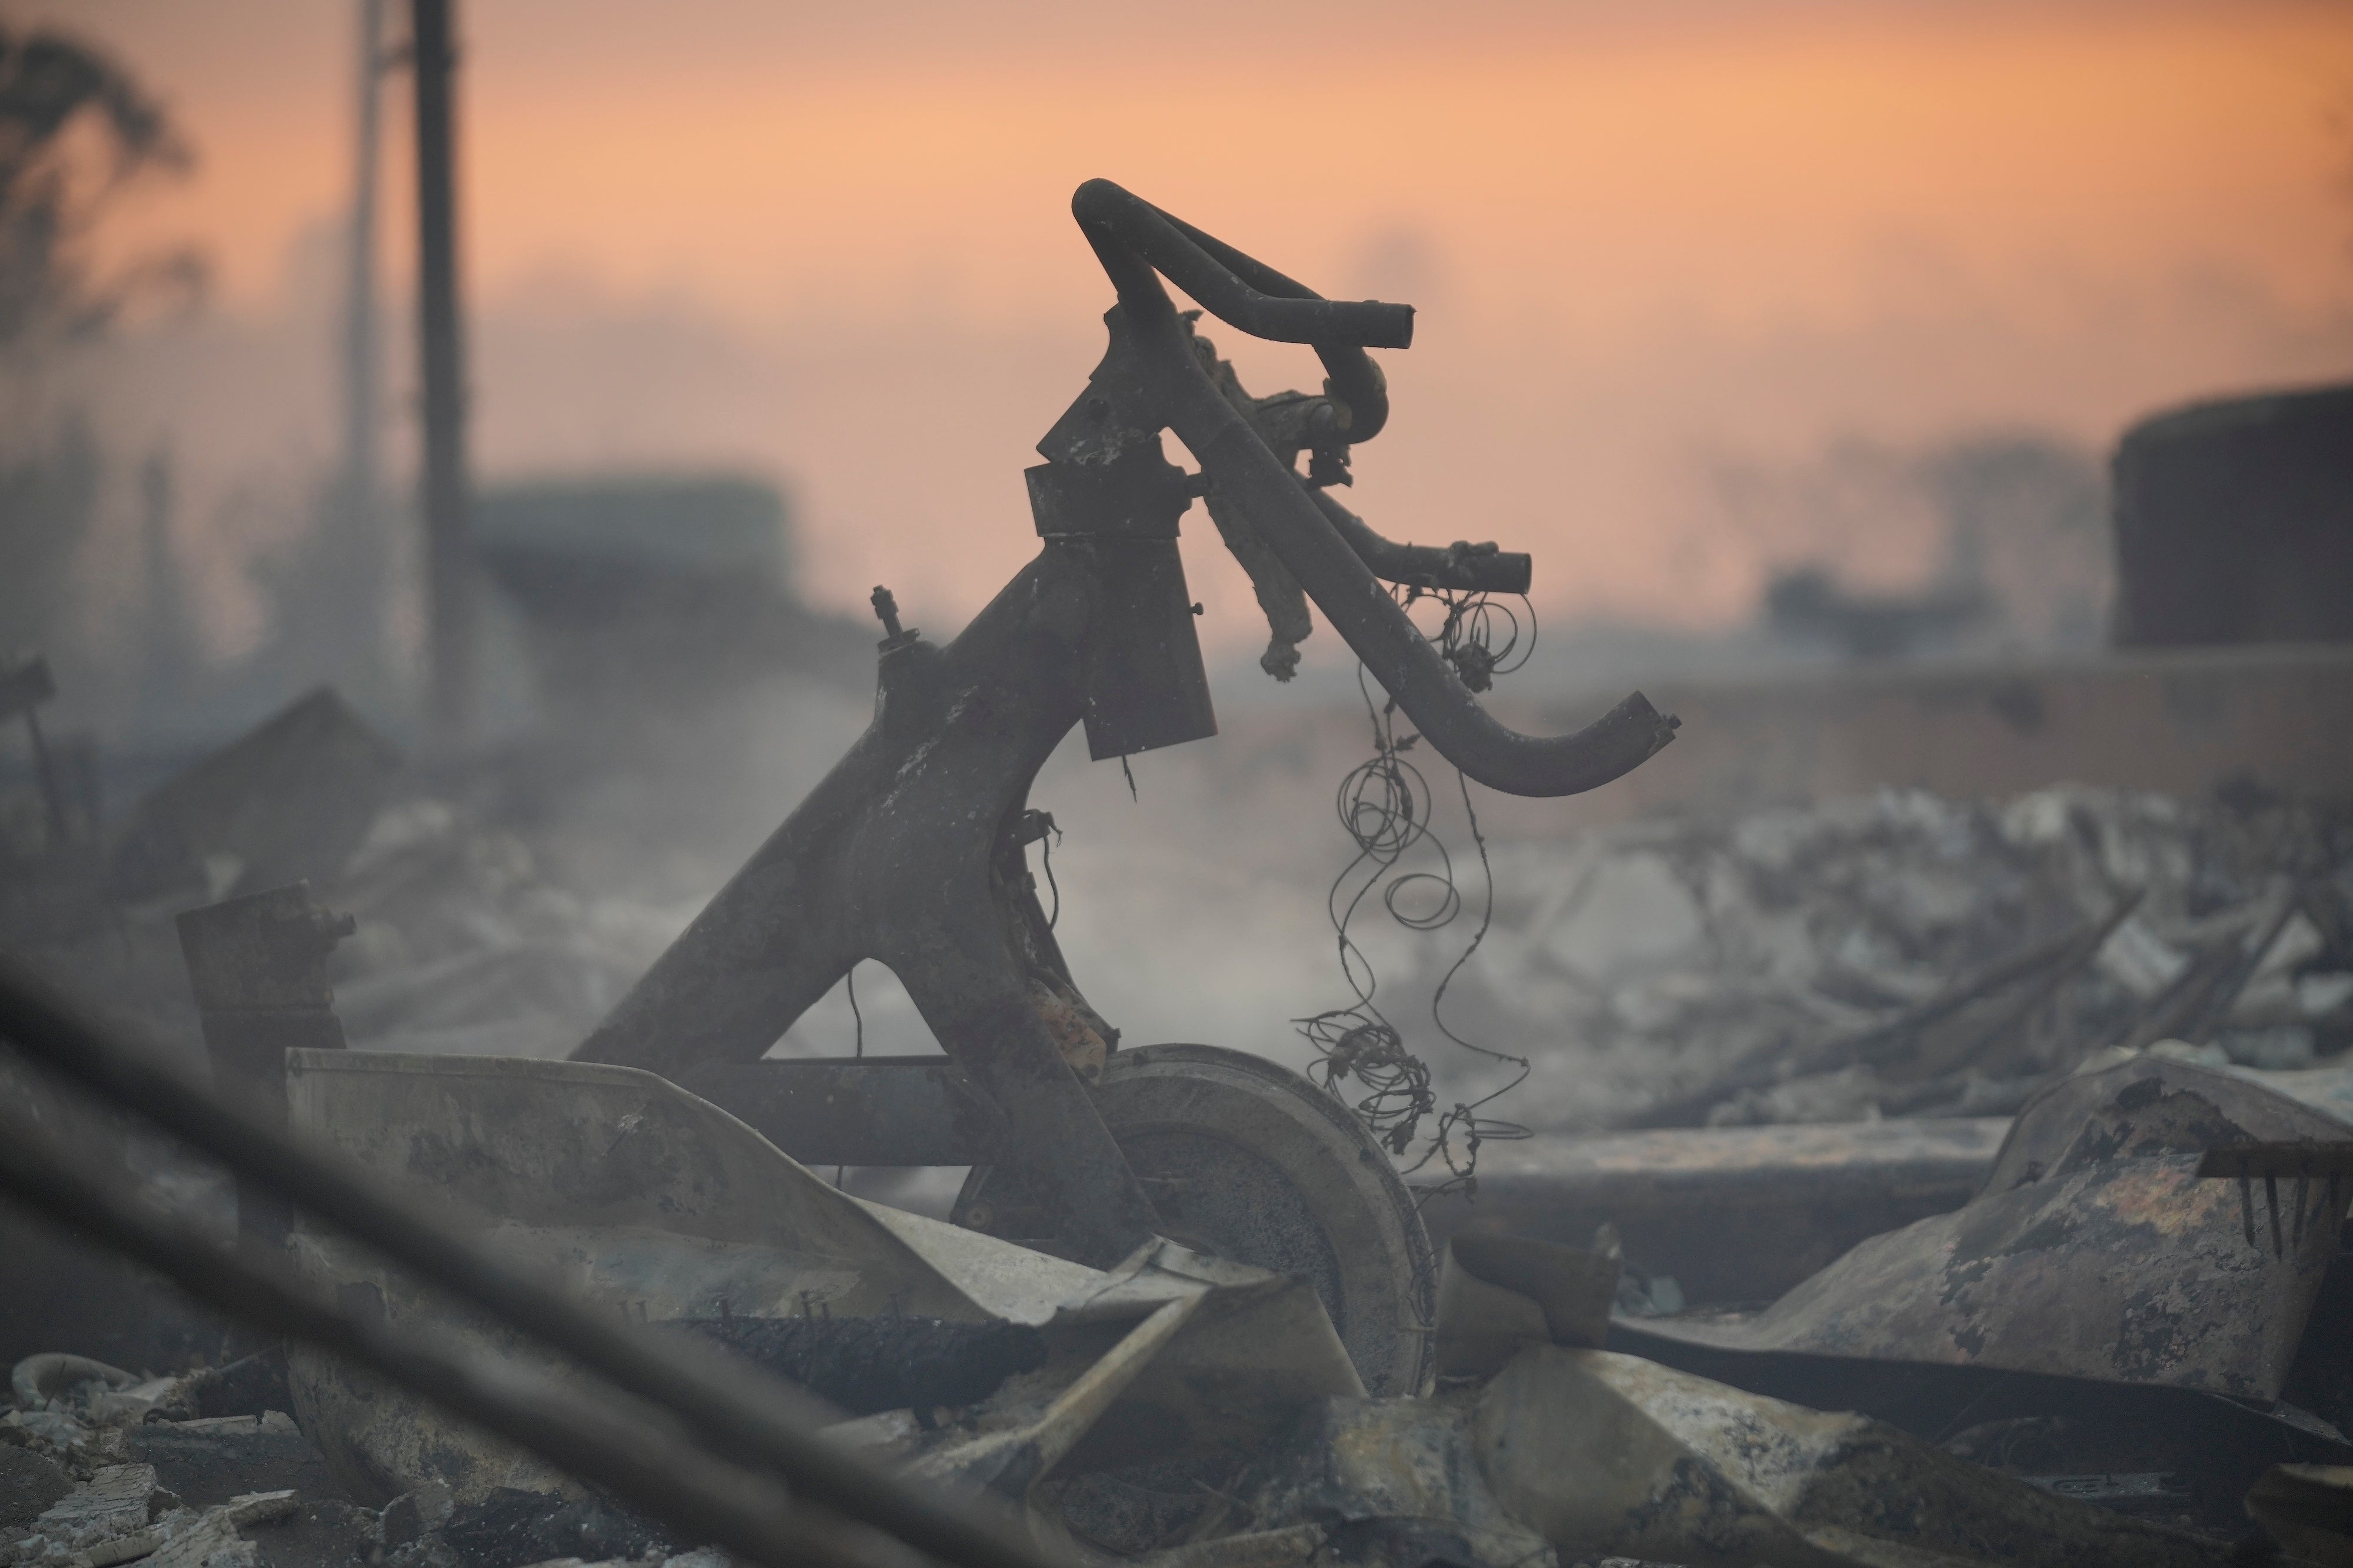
952 1042 1434 1397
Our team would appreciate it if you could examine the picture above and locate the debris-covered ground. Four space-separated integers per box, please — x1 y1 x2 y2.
0 1353 707 1568
9 679 2353 1568
11 673 2348 1152
1459 781 2353 1131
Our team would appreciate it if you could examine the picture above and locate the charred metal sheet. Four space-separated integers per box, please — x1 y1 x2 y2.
276 1050 1359 1509
676 1056 1011 1165
1433 1234 1617 1379
109 688 399 903
2227 1057 2353 1128
684 1046 1434 1397
1622 1056 2353 1399
1418 1116 2007 1305
1474 1347 2232 1567
1983 1053 2353 1190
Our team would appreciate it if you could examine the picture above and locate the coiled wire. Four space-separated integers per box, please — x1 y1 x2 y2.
1296 583 1536 1203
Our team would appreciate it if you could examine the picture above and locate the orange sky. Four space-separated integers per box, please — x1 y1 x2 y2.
24 0 2353 645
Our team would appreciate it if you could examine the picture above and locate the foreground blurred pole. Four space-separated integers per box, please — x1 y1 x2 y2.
0 954 1057 1568
411 0 474 738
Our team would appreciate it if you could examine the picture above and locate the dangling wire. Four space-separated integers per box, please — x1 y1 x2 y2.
1295 583 1534 1205
1039 822 1064 930
834 966 865 1191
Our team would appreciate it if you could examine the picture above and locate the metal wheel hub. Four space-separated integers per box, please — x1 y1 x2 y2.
953 1042 1434 1397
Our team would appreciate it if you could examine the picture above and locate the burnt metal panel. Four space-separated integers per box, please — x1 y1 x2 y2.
1621 1057 2353 1400
1416 1117 2006 1306
676 1056 1009 1166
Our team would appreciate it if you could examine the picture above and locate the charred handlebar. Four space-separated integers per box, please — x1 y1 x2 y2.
1072 179 1402 441
1069 178 1678 799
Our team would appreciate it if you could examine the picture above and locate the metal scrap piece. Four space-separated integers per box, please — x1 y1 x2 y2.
1472 1347 2229 1567
1620 1055 2353 1399
281 1052 1359 1510
1433 1233 1618 1379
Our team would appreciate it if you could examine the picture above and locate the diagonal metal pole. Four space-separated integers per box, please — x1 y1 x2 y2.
0 1100 878 1568
0 956 1055 1568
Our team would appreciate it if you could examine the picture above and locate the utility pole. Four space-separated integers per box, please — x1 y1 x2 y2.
341 0 386 693
411 0 473 738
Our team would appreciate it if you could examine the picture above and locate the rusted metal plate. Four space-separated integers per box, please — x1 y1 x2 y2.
1622 1057 2353 1399
1418 1117 2008 1305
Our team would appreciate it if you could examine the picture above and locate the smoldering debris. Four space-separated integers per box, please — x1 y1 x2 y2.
318 799 683 1060
0 1364 690 1568
2 649 2351 1568
1459 782 2353 1132
0 679 688 1066
10 973 2342 1568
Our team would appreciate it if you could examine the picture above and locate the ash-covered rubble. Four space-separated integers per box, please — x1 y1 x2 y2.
0 675 726 1069
15 675 2353 1566
318 799 685 1062
0 1353 712 1568
1451 783 2353 1132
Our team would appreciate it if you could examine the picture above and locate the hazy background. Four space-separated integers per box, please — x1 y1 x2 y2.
4 0 2352 1144
11 0 2352 713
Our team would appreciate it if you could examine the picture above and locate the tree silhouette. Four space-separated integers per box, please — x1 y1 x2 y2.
0 19 201 347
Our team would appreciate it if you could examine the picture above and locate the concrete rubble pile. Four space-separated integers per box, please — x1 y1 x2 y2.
1467 783 2353 1131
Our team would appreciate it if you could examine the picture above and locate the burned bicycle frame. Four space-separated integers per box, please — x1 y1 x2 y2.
571 181 1679 1267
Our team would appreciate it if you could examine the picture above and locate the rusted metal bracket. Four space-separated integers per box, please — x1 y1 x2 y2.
2198 1140 2353 1257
